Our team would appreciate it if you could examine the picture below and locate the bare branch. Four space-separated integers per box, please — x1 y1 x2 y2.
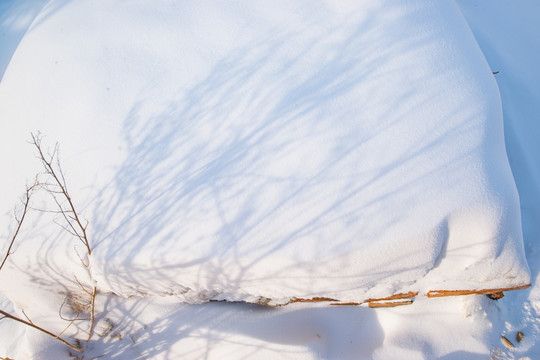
31 133 91 256
59 296 77 322
25 133 96 347
1 183 37 271
53 219 82 240
21 309 33 324
57 312 80 338
0 309 82 352
50 196 85 242
59 295 71 322
87 286 97 341
72 276 97 340
59 295 90 322
74 247 90 268
74 276 92 296
29 207 65 214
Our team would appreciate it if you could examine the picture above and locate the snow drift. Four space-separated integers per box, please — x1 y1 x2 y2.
0 0 529 306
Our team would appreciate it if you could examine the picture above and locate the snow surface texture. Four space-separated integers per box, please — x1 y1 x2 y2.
0 0 538 359
0 0 530 302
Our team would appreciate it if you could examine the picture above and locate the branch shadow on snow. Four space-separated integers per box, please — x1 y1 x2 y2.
84 296 384 360
88 3 482 303
74 3 498 358
0 2 530 358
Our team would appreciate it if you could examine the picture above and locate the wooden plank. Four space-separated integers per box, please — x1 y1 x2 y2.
290 297 337 303
330 302 362 306
368 300 414 308
426 284 530 298
366 291 418 302
253 284 530 307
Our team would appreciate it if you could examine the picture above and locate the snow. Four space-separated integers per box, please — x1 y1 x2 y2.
0 0 539 358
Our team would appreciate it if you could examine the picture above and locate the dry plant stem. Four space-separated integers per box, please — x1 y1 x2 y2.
0 184 36 271
21 309 33 324
0 183 83 353
87 286 96 341
31 133 91 256
74 276 97 340
57 313 81 338
58 292 90 329
0 309 82 353
31 133 96 340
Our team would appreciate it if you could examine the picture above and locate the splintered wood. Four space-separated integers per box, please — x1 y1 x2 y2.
426 284 530 298
291 297 337 303
284 285 529 308
368 300 414 308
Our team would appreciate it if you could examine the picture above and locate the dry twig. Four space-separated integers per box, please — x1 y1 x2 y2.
30 133 96 339
0 134 99 353
0 183 37 271
30 133 91 257
0 309 82 352
0 182 83 353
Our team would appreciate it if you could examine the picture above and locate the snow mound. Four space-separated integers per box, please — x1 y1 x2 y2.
0 0 529 304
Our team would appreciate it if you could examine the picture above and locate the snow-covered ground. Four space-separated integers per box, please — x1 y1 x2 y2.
0 0 539 359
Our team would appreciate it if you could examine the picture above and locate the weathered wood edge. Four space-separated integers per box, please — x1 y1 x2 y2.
368 300 414 308
426 284 531 298
290 297 337 304
366 291 418 302
279 284 530 308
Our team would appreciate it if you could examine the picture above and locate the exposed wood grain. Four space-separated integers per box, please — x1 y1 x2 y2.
366 292 418 303
291 297 337 303
368 300 414 308
426 284 530 298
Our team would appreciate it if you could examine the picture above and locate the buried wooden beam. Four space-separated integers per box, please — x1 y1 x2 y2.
290 297 337 303
252 284 530 307
329 300 415 308
368 300 414 308
426 284 530 298
330 302 363 306
366 291 418 303
328 292 419 307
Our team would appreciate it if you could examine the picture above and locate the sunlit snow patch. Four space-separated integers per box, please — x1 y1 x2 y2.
0 0 529 307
